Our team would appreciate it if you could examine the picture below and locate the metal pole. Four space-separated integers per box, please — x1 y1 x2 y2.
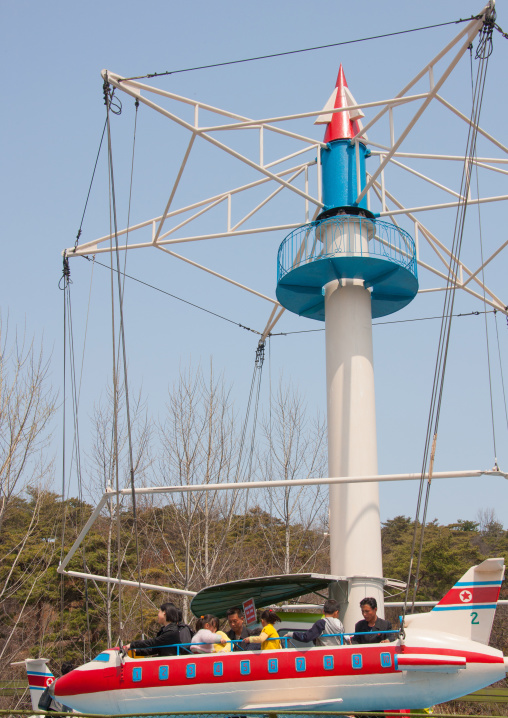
324 276 384 630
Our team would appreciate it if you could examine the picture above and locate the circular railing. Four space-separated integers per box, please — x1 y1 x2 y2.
277 216 417 283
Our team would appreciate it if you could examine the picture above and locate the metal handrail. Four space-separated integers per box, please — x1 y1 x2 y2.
277 216 417 283
127 629 400 657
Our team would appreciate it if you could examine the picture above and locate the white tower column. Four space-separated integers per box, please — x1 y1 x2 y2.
324 277 384 631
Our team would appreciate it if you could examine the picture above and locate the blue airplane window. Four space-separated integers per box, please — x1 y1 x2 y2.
213 662 223 677
295 657 306 672
323 655 334 670
93 653 110 662
352 653 363 670
240 660 250 675
186 663 196 679
159 665 169 680
268 658 278 674
380 652 391 668
132 667 142 682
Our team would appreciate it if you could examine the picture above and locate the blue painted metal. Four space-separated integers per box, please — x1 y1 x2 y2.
276 216 418 320
381 652 392 668
321 139 369 212
323 655 334 670
268 658 279 674
295 657 306 672
352 653 363 670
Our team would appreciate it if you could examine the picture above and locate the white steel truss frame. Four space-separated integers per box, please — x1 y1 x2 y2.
65 2 507 338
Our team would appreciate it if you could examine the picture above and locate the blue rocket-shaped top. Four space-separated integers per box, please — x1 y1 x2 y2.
315 65 371 218
275 66 418 321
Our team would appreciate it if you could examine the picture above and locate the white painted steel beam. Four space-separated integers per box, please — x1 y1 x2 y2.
388 158 464 200
355 15 484 204
156 246 279 306
197 93 429 133
58 493 110 571
378 194 508 217
280 600 508 610
61 570 196 597
370 148 508 164
58 469 505 595
436 94 508 155
103 73 321 208
370 180 507 313
153 134 196 245
112 469 506 496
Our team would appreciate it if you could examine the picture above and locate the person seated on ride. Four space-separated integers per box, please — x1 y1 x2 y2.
352 597 393 644
291 598 349 646
226 606 260 651
124 602 187 657
243 609 281 650
190 614 229 653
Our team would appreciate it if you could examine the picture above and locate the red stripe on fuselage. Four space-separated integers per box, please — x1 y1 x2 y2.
438 586 500 606
55 646 395 696
54 644 505 698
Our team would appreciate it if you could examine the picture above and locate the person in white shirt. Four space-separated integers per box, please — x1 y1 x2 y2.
191 614 228 653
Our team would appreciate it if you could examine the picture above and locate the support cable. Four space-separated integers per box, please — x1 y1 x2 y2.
59 267 68 662
105 98 123 643
235 343 265 485
82 255 261 335
104 76 145 637
493 311 508 436
269 309 497 335
73 120 107 252
245 342 265 482
470 47 499 470
59 258 95 661
118 16 485 83
120 98 140 287
401 16 493 627
105 79 145 636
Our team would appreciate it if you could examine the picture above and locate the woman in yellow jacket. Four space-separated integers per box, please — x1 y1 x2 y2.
243 610 281 650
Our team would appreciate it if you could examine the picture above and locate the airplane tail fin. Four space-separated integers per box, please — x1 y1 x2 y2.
11 658 54 711
404 557 504 644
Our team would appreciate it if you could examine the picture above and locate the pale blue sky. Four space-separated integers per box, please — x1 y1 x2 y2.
2 0 507 527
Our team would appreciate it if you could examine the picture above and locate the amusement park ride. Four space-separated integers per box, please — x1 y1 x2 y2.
17 1 508 713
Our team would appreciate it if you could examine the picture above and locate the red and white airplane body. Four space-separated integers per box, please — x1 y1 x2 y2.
21 558 508 714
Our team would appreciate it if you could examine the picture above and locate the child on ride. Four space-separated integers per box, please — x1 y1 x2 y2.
190 614 229 653
243 609 281 650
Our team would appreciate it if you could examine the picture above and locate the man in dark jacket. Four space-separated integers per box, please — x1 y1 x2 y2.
125 603 191 656
352 597 394 644
226 607 260 651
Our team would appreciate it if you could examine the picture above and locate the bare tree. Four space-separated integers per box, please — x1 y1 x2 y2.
476 507 504 536
0 319 57 535
85 385 153 647
258 378 328 574
154 364 241 617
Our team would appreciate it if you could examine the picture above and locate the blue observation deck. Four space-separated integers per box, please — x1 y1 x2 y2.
276 216 418 320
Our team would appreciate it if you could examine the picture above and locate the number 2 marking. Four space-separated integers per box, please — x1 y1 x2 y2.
471 611 479 625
